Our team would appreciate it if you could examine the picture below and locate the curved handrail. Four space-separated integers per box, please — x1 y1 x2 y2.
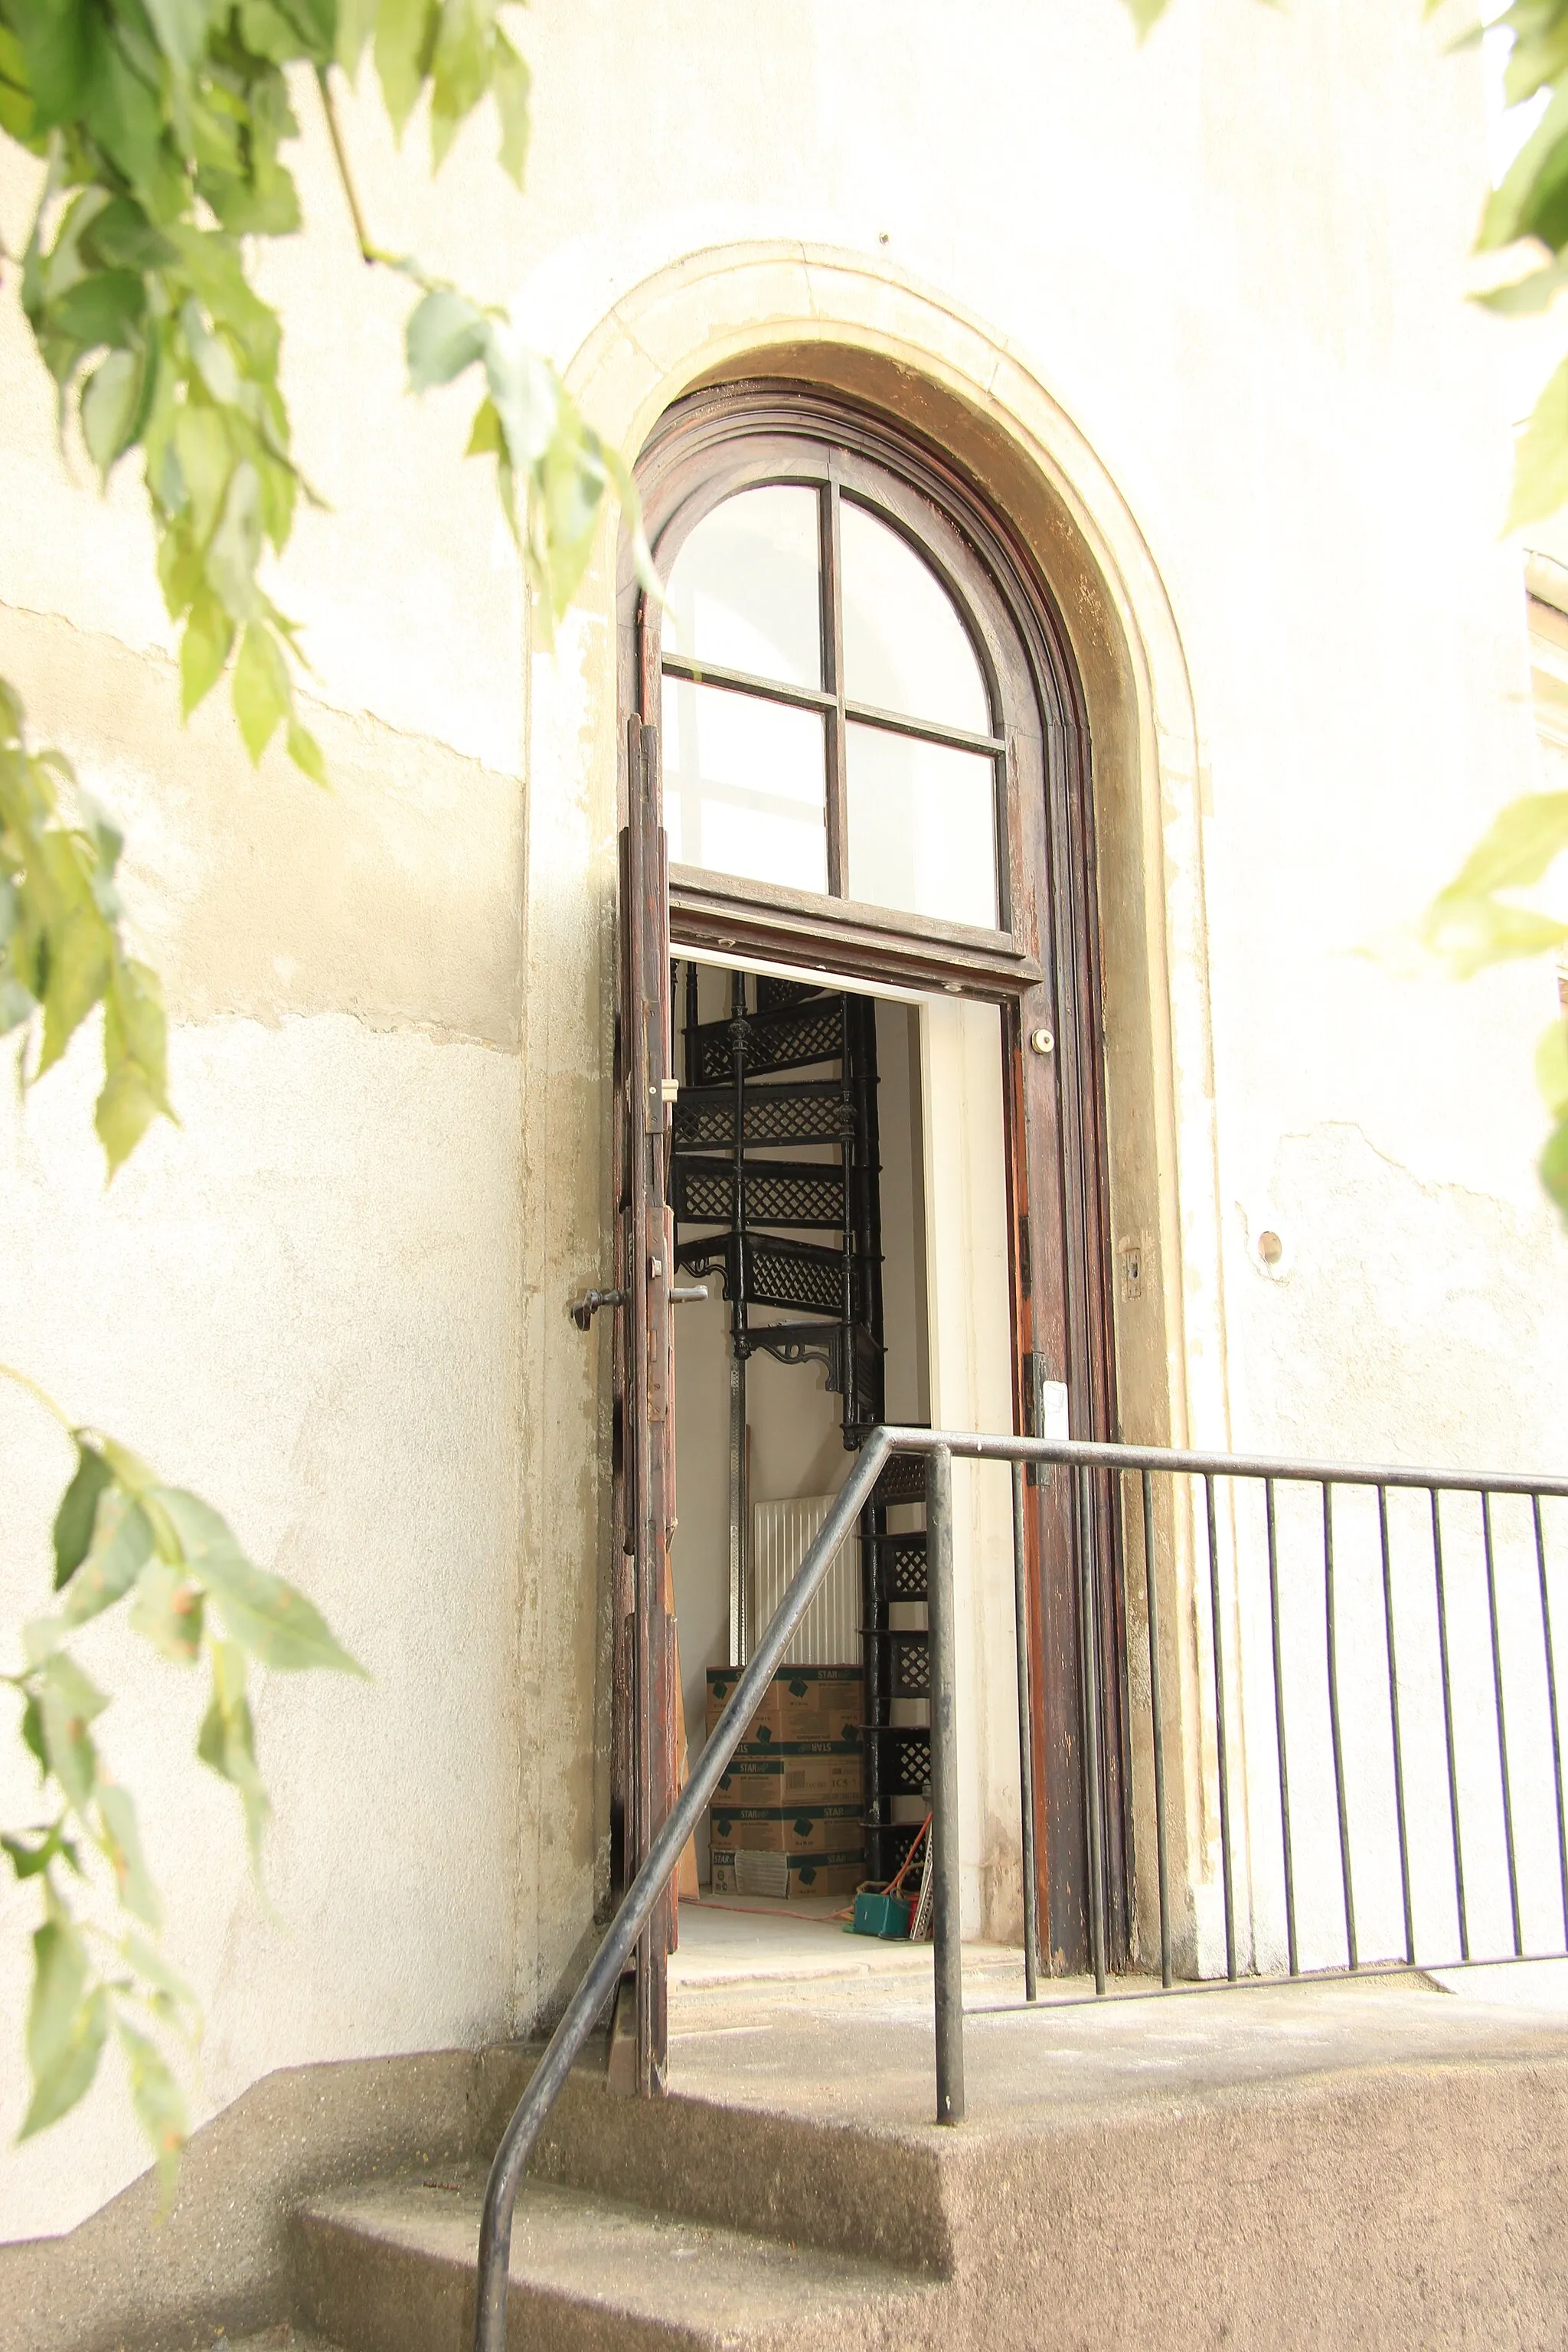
469 1424 893 2352
471 1426 1568 2348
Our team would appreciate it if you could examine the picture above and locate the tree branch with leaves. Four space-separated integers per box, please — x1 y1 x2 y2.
0 0 648 2185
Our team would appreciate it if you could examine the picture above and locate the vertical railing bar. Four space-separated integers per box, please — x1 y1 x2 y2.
1534 1494 1568 1948
1142 1467 1172 1989
926 1443 965 2122
1323 1481 1357 1971
1011 1459 1040 2003
1431 1486 1468 1962
1076 1462 1108 1998
1481 1491 1523 1958
1205 1472 1236 1982
1265 1477 1298 1978
1378 1484 1415 1967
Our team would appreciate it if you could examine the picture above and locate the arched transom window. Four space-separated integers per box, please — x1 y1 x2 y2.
659 480 1006 933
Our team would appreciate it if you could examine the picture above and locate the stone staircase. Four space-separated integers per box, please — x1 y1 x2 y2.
21 1956 1568 2352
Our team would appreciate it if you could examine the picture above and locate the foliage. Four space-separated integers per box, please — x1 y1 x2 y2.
0 678 174 1173
2 1374 363 2190
1125 0 1568 1221
0 0 647 779
0 0 652 2188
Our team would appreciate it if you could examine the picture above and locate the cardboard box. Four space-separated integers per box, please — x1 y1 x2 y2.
706 1665 862 1746
709 1849 865 1900
713 1743 863 1807
707 1803 864 1857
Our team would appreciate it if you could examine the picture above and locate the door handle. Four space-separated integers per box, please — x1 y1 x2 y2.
570 1282 707 1330
569 1288 625 1331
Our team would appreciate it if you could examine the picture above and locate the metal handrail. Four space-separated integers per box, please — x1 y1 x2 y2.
472 1428 1568 2350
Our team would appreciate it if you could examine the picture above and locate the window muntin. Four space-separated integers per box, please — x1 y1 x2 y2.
658 478 1004 933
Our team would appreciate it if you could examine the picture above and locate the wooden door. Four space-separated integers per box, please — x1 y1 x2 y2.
612 715 678 2094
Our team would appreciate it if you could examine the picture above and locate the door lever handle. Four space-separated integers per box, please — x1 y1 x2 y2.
569 1288 625 1331
670 1285 709 1305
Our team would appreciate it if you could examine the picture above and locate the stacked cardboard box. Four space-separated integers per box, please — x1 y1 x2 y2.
705 1666 864 1900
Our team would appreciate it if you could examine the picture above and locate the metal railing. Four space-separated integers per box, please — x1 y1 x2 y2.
472 1428 1568 2351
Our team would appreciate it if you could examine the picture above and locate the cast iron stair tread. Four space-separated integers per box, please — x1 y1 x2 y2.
670 1154 848 1230
294 2168 933 2352
673 1080 851 1152
675 1230 866 1320
688 997 848 1085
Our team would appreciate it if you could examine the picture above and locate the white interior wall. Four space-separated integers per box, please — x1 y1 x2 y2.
917 998 1021 1945
667 969 932 1882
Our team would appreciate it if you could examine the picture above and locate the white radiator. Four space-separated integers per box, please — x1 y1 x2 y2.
750 1493 859 1666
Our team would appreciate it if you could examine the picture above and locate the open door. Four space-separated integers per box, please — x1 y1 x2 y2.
611 715 678 2094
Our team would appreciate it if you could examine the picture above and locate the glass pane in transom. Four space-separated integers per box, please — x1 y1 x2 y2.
841 501 991 735
662 484 822 689
662 675 828 893
844 723 999 929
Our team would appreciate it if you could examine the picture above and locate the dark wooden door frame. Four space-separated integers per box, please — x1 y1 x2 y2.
614 379 1123 1990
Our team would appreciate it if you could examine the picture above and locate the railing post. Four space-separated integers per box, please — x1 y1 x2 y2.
927 1442 965 2125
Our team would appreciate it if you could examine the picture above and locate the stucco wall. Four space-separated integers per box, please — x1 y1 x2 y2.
4 0 1567 2244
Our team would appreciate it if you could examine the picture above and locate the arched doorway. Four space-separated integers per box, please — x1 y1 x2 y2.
609 381 1123 2088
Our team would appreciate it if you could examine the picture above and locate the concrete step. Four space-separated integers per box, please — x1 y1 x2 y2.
292 2165 935 2352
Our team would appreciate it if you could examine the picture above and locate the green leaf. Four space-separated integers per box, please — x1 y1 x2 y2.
128 1560 204 1663
285 719 327 785
232 622 290 763
142 0 214 75
7 0 90 127
483 334 558 469
47 270 145 353
180 589 236 716
1509 351 1568 530
198 1641 270 1864
96 1780 160 1928
59 1491 154 1627
407 289 490 391
492 29 530 183
80 198 178 275
335 0 377 74
154 1486 365 1673
38 1653 107 1811
206 460 264 621
54 1442 115 1588
122 1932 198 2020
21 1694 47 1775
1475 253 1568 317
1446 794 1568 897
21 1919 106 2137
1537 1016 1568 1117
466 395 504 457
115 2015 186 2202
1481 83 1568 255
1542 1106 1568 1224
2 1823 80 1880
37 903 113 1078
374 0 436 134
81 350 143 478
1121 0 1172 33
171 403 234 547
96 1062 164 1174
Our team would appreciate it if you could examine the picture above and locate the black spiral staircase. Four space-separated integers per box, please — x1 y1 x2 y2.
671 969 930 1887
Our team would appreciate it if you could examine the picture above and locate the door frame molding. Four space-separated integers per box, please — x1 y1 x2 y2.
617 380 1125 1972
